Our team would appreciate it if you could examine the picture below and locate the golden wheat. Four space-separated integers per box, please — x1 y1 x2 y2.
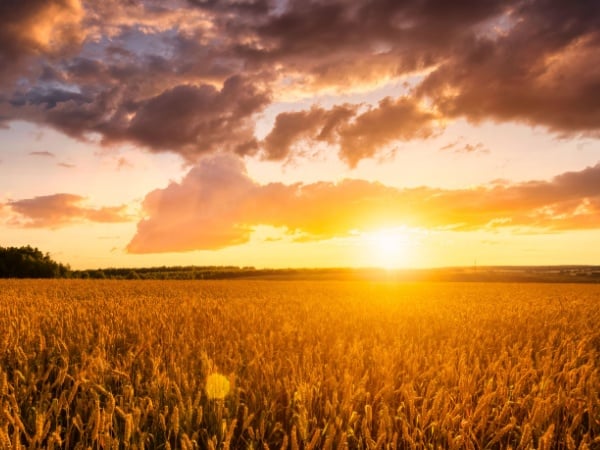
0 280 599 448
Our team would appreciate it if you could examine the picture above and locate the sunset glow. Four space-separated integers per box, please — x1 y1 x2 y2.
363 229 413 269
0 0 599 269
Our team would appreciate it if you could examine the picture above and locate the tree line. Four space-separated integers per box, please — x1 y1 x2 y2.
4 245 600 282
0 246 70 278
0 246 261 279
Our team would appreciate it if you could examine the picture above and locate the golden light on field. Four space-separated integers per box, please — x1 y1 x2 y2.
1 280 600 447
362 228 412 268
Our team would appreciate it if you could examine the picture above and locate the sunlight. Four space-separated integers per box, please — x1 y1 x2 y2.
362 228 412 269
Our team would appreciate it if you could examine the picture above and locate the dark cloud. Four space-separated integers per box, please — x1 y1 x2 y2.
11 87 89 109
6 193 131 228
418 0 600 135
337 97 439 166
120 76 270 159
0 0 598 162
262 98 438 166
232 0 509 86
9 75 269 161
128 155 600 253
66 57 107 81
262 105 357 160
0 0 84 83
187 0 269 11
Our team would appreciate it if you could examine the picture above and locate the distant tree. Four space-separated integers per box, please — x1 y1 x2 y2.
92 270 107 279
126 270 140 280
0 246 70 278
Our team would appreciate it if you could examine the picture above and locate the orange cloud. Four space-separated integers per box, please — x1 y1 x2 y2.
127 156 600 253
6 193 131 228
0 0 84 82
128 156 256 252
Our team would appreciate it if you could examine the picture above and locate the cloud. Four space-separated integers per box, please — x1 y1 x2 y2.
6 193 131 228
0 0 598 162
116 157 132 170
127 155 600 253
417 0 600 135
229 0 509 88
29 151 55 157
262 105 357 160
9 75 269 162
262 97 439 166
11 87 89 110
128 155 257 252
116 76 270 159
440 138 490 154
336 97 439 165
0 0 84 83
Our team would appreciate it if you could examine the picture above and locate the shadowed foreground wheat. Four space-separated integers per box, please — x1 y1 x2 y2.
0 280 599 449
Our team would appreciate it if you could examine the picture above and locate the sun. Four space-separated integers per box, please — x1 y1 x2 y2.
362 228 412 269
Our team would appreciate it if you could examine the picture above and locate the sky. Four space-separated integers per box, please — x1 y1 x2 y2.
1 0 600 270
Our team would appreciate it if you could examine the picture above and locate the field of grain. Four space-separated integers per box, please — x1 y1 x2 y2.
0 280 599 449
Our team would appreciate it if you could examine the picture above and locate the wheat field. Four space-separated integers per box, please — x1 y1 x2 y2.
0 280 599 449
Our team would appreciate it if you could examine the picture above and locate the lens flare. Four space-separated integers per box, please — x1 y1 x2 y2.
205 373 230 400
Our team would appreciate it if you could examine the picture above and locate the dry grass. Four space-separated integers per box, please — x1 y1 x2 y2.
0 280 599 449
